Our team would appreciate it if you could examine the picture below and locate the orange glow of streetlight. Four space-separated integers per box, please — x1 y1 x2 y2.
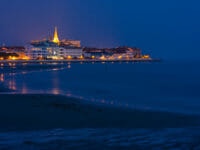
22 56 30 60
118 55 122 59
100 55 106 60
143 55 150 59
67 56 72 59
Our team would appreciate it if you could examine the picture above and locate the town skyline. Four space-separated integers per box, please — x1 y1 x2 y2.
0 0 199 60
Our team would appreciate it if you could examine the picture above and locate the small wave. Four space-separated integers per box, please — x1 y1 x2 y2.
0 128 200 150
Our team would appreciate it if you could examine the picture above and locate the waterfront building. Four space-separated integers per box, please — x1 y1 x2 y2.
0 46 27 59
26 27 83 59
60 39 81 47
83 46 142 59
27 45 82 60
26 47 49 59
58 46 82 58
0 47 6 53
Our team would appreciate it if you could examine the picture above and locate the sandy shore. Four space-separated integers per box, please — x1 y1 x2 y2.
0 94 199 131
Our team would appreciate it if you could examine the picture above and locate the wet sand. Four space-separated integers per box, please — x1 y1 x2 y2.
0 94 199 131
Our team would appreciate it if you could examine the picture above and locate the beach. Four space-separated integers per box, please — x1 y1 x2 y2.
0 93 200 131
1 62 200 149
0 93 200 149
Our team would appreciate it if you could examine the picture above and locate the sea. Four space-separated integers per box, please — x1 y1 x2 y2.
1 61 200 149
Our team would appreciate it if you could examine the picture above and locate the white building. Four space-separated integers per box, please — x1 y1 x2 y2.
26 46 82 59
26 47 48 59
58 47 82 58
26 27 83 59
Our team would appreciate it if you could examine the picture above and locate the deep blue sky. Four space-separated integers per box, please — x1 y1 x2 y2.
0 0 199 60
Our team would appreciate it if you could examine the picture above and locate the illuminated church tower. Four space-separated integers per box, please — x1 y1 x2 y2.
53 27 60 44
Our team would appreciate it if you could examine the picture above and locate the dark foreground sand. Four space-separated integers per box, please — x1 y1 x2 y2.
1 128 200 150
0 94 200 131
1 93 200 149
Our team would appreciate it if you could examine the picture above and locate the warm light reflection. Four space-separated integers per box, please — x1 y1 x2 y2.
22 83 27 94
52 71 60 95
0 73 4 82
8 79 16 90
52 88 60 95
67 64 71 69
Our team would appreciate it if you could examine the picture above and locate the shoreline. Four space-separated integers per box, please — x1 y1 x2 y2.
0 93 199 131
0 58 160 64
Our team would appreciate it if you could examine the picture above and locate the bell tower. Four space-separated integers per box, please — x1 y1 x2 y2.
53 27 59 44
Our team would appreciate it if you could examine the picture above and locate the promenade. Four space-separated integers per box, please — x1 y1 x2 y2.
0 58 160 64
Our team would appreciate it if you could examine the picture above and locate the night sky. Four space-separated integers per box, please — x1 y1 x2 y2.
0 0 199 60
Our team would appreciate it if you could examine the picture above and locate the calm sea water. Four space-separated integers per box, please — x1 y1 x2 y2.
1 61 200 114
1 61 200 149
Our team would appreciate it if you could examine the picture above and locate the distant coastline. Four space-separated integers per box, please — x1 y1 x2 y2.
0 58 160 65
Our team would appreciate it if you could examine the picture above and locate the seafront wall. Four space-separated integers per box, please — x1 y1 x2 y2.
0 58 160 64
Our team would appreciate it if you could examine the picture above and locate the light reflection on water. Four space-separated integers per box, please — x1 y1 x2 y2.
52 71 60 95
67 64 71 69
0 73 4 82
1 64 130 109
0 64 68 96
2 62 200 114
21 82 27 94
8 79 16 90
52 88 60 95
0 72 17 91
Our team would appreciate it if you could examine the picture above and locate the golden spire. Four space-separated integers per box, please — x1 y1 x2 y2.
53 27 59 44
